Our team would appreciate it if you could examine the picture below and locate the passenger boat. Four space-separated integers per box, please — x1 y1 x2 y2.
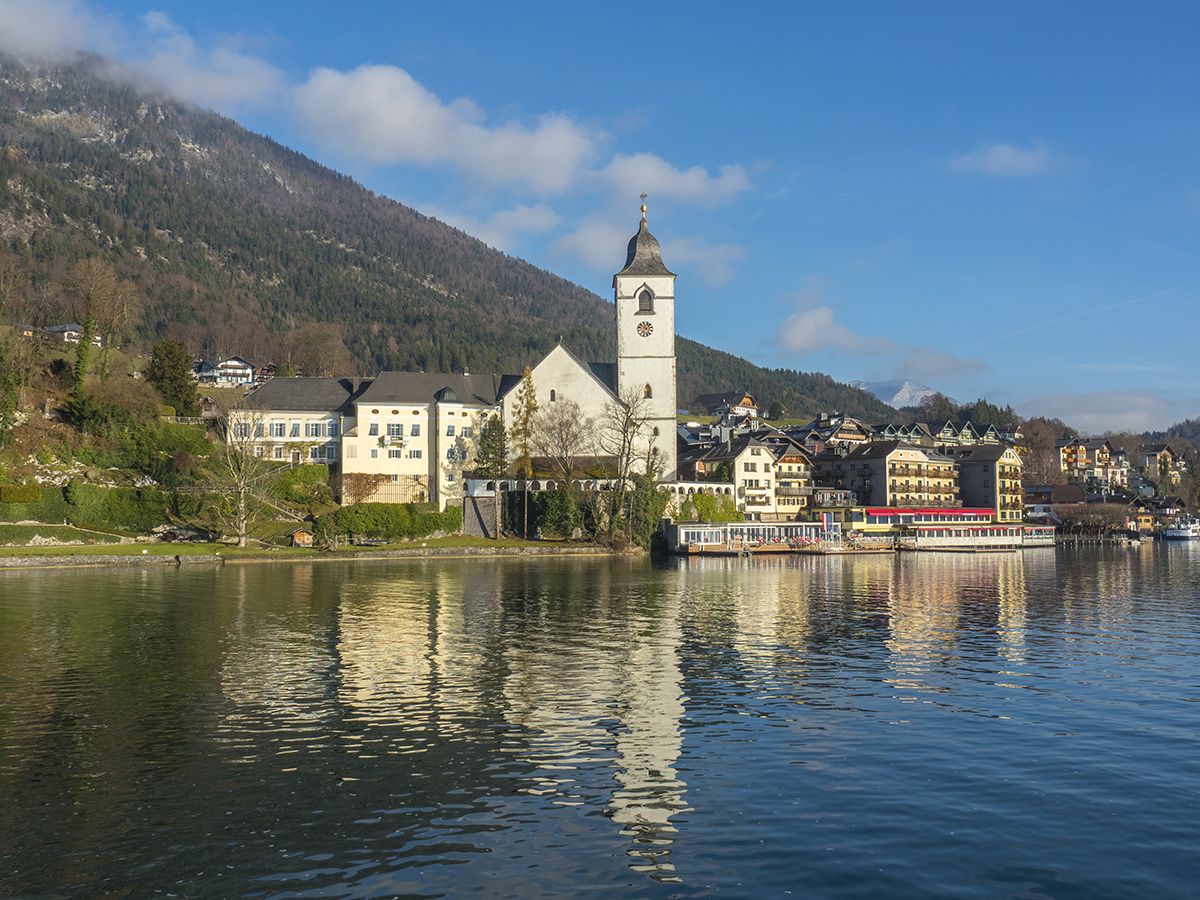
1164 519 1200 540
900 523 1024 552
1022 525 1057 547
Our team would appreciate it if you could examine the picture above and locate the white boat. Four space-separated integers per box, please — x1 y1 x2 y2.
1164 519 1200 540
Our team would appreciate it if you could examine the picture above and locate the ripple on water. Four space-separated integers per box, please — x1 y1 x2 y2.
1 548 1199 897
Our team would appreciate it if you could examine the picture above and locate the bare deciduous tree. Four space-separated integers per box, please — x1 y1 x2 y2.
531 398 594 481
595 386 658 539
339 471 392 505
201 401 286 547
63 259 141 383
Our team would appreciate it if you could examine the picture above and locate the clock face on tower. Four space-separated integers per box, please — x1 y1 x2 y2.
637 321 654 337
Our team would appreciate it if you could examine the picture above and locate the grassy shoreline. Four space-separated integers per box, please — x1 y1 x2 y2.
0 535 628 569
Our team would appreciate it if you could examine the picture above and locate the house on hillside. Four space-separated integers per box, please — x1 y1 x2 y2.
20 323 103 347
692 391 758 419
194 356 257 387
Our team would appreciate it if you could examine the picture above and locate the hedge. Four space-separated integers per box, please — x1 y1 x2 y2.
0 482 192 533
315 503 462 541
0 483 42 503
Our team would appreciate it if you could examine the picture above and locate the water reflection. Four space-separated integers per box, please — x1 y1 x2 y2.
3 547 1200 897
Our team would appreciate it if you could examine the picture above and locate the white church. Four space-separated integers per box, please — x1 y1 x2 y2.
242 204 680 508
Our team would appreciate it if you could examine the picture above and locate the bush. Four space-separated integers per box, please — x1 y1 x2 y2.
0 483 42 503
278 464 333 506
316 502 461 541
0 486 72 523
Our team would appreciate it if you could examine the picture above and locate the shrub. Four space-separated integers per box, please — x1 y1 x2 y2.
316 502 461 541
278 464 333 506
0 486 72 523
0 483 42 503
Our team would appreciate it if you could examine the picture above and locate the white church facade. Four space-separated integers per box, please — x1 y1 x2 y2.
240 206 680 509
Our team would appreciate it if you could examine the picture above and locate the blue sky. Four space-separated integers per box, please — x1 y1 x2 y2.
2 0 1198 431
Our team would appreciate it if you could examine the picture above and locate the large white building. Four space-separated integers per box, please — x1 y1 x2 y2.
240 206 680 508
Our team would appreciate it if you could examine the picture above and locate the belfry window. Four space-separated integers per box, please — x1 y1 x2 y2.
638 289 654 313
550 390 556 402
643 384 653 399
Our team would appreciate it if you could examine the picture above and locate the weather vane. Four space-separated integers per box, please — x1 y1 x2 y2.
640 192 648 220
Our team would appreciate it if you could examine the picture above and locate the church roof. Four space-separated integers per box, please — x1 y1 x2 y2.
616 214 675 278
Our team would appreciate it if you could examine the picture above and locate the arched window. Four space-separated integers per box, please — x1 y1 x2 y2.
549 389 556 402
638 289 654 313
643 384 652 399
652 426 660 437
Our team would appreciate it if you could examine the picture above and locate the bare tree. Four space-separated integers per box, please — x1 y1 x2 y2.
531 398 594 482
282 323 356 376
63 260 141 384
340 472 391 505
201 401 286 547
595 386 657 539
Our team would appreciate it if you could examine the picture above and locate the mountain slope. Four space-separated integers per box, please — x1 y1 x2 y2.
0 52 894 422
850 379 948 409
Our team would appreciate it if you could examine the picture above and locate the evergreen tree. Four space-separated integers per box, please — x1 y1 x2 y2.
510 366 538 479
476 414 508 478
145 339 201 416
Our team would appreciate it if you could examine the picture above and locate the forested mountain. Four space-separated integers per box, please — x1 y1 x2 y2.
0 52 894 421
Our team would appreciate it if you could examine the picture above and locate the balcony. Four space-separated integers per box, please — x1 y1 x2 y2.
776 485 813 497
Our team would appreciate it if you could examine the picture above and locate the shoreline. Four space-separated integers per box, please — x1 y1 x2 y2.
0 543 632 571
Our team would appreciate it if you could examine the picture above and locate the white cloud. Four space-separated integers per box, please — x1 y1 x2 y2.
552 219 747 286
778 305 894 355
0 0 121 59
661 236 747 286
601 153 751 204
1023 390 1178 433
949 140 1059 177
894 347 987 381
427 203 561 252
552 219 634 271
292 64 600 194
131 12 287 110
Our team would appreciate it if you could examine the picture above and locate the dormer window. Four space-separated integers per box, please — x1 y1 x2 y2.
637 289 654 313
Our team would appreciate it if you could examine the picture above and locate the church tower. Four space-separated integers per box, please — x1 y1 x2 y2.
614 199 677 481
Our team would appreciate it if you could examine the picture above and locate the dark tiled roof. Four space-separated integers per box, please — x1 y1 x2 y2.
358 372 501 406
949 444 1012 463
616 218 675 278
246 377 371 414
692 390 757 411
845 440 953 462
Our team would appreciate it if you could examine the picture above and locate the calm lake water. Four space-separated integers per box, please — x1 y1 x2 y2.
2 546 1199 898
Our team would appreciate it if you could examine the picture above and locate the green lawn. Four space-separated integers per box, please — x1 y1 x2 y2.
0 533 592 560
0 523 124 546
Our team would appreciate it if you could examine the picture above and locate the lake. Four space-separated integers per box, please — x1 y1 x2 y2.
2 546 1199 897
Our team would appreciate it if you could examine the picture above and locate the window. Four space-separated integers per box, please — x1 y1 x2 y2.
388 449 402 459
446 424 456 437
462 426 473 438
328 421 339 438
233 423 250 438
638 289 654 313
310 446 322 460
254 424 264 438
643 384 652 399
387 423 403 437
346 445 357 460
744 462 757 472
253 446 264 457
290 422 300 437
270 422 285 438
370 448 378 459
368 423 379 436
408 449 422 459
550 390 557 402
652 427 660 437
273 446 283 460
305 422 323 438
411 424 421 437
325 445 336 461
